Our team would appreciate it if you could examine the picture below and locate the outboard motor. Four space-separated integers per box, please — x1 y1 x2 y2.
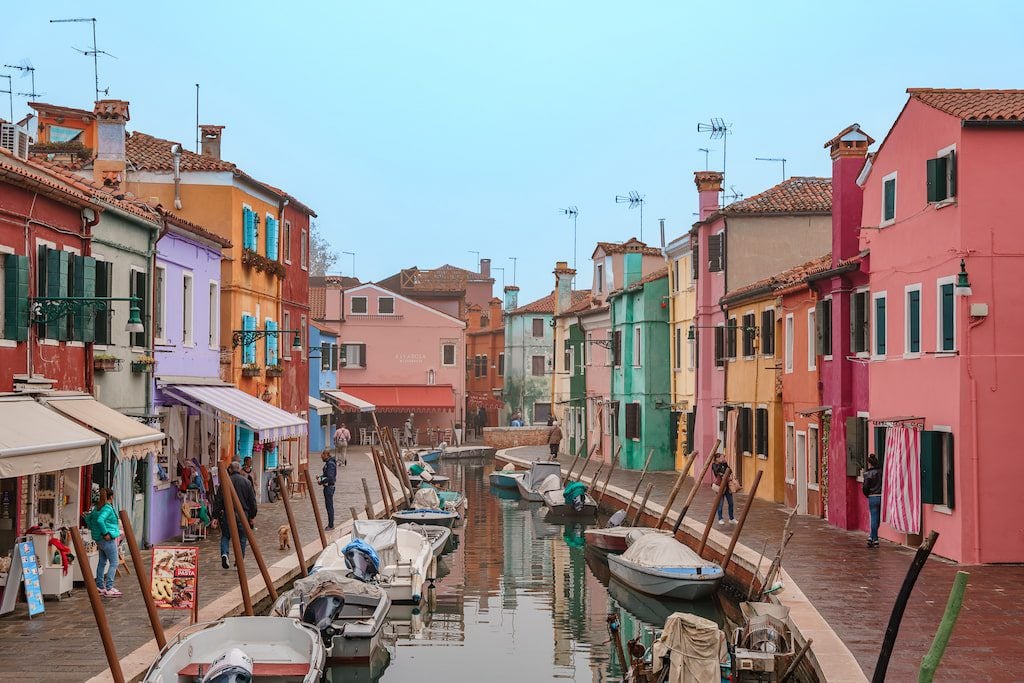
342 539 380 582
201 648 253 683
606 509 627 528
301 583 347 646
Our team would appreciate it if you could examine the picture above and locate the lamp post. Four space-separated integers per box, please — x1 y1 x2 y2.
31 296 144 332
232 329 304 349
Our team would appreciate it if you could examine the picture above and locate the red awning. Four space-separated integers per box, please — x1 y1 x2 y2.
336 385 456 413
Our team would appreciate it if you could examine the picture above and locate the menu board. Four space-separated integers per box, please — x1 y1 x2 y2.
150 546 198 610
0 541 44 617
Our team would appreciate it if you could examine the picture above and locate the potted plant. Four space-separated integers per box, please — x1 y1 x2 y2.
266 364 284 378
130 355 156 373
94 354 121 372
241 362 261 377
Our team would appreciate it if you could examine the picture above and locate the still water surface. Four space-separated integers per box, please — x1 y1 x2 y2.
358 457 725 683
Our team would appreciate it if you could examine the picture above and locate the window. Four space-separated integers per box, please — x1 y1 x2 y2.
873 292 886 357
632 326 641 367
282 311 291 358
300 228 308 270
153 266 166 342
534 402 552 425
242 205 257 251
130 269 147 348
707 232 724 272
182 272 194 347
672 258 680 293
0 252 29 342
283 221 292 262
612 330 622 366
481 354 489 378
726 317 737 359
742 313 756 357
498 352 504 376
351 296 367 314
844 415 869 476
264 318 279 367
625 402 641 440
738 406 753 454
760 309 775 355
938 279 956 353
480 314 490 328
806 307 817 370
208 281 219 348
691 244 699 281
716 408 726 450
808 425 819 486
881 173 897 224
94 259 112 345
531 355 546 377
755 408 769 458
563 341 571 373
687 334 696 370
442 343 456 366
851 290 870 354
926 148 956 203
341 343 366 368
532 318 545 337
713 325 725 368
596 264 604 293
673 327 682 370
240 313 257 364
785 424 796 481
300 314 307 358
906 286 921 355
815 298 833 357
427 369 436 385
322 343 337 371
921 430 955 509
784 314 794 373
378 297 395 315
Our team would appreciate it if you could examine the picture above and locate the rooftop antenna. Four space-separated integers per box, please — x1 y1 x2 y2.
615 191 645 241
724 185 744 203
4 60 41 102
508 256 518 286
50 17 116 101
559 206 579 278
697 117 731 177
0 76 11 122
195 83 200 153
468 250 481 272
342 251 356 278
755 157 787 182
492 266 506 289
698 147 712 170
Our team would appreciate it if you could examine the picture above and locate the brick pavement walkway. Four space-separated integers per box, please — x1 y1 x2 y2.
0 449 388 682
501 446 1024 683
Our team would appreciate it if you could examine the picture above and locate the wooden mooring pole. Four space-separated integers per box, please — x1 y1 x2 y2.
361 477 375 519
277 471 307 577
302 466 328 549
118 510 166 648
697 469 731 556
631 483 654 527
720 470 763 571
656 450 697 529
623 449 654 521
216 464 253 616
69 527 125 683
672 440 720 535
227 476 277 601
597 446 621 507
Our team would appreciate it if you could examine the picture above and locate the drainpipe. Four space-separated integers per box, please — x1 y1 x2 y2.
81 207 101 395
142 211 158 546
277 199 288 413
170 145 183 210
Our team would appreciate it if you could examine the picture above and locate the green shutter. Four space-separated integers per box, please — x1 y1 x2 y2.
45 249 70 340
875 296 886 355
947 150 956 198
908 290 921 353
920 431 942 505
685 410 695 454
845 416 862 476
72 256 96 342
4 254 29 341
941 283 955 350
874 425 887 470
926 157 948 203
883 178 896 221
945 432 955 508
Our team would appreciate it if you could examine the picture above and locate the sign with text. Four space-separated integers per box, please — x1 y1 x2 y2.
0 540 45 617
150 546 198 610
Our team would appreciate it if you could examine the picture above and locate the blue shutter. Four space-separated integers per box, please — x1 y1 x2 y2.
266 217 278 260
242 208 253 250
266 319 278 366
265 446 278 469
235 426 254 458
242 314 256 364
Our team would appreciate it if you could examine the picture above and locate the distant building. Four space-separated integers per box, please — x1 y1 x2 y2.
465 297 505 429
377 260 495 321
308 321 339 455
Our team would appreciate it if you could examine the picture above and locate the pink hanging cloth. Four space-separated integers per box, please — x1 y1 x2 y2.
881 425 921 534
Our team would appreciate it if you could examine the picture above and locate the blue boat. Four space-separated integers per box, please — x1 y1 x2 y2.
418 449 442 464
489 470 523 489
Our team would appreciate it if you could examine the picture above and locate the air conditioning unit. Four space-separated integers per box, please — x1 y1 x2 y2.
0 123 31 160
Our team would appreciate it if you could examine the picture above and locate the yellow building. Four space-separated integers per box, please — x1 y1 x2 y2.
665 232 696 469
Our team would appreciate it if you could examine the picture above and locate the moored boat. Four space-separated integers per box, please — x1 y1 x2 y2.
143 616 325 682
542 483 598 518
513 460 563 502
489 463 523 489
392 508 459 528
399 523 452 559
584 526 670 553
607 533 723 601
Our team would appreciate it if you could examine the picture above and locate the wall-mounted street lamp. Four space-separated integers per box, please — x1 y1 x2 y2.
232 328 303 349
956 259 972 296
31 296 144 332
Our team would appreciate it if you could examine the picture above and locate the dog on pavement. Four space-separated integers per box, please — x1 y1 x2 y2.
278 524 291 550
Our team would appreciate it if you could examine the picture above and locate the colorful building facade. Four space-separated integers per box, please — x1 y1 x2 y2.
664 232 696 468
465 297 505 429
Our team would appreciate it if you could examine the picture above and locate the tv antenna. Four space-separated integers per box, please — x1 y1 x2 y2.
756 157 787 181
0 76 11 122
615 191 645 241
559 206 579 276
508 256 518 286
697 117 731 177
724 185 744 203
698 147 713 170
4 60 41 101
468 250 481 272
50 18 116 101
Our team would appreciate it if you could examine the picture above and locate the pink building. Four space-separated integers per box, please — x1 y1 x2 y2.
323 283 467 441
860 89 1024 563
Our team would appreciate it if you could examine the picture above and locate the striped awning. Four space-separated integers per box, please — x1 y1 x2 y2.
43 396 165 461
165 384 307 441
324 390 376 413
0 398 104 478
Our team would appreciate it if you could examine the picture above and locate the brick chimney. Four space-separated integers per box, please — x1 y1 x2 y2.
694 171 723 220
479 258 491 278
824 124 873 264
489 298 503 328
93 100 129 190
200 125 225 160
554 261 575 315
503 285 520 312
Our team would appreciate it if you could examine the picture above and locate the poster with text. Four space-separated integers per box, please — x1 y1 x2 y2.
150 546 198 610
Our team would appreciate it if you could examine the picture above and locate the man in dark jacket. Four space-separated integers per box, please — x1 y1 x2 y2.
320 450 338 530
219 461 258 568
863 454 883 548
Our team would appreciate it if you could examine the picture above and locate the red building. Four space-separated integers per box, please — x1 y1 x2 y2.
465 297 505 429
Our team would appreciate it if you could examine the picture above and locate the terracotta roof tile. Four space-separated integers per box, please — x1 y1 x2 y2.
722 254 832 304
310 287 326 320
510 289 590 315
163 213 232 248
907 88 1024 121
608 267 669 298
558 293 596 316
28 102 95 120
593 237 662 257
723 177 831 215
0 147 94 208
126 132 236 172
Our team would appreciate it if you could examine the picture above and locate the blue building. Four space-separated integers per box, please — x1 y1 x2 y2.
308 321 340 454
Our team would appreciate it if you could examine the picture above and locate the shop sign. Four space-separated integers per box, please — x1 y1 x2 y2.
0 541 44 617
150 546 199 611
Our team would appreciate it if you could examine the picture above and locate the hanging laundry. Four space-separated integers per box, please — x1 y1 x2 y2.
881 425 921 534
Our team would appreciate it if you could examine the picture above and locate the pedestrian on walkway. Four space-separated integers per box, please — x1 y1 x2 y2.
320 449 338 530
83 487 122 597
548 419 563 459
863 453 883 548
241 456 255 488
218 461 258 569
712 453 735 525
333 423 350 466
477 406 487 439
404 414 415 447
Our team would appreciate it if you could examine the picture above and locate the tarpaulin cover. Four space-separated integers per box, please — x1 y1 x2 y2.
525 462 562 490
651 612 725 683
272 569 385 617
620 533 720 571
563 481 588 506
413 487 441 510
341 539 381 572
538 474 562 495
352 519 398 551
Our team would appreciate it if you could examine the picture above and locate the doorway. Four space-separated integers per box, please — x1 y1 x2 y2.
796 431 808 514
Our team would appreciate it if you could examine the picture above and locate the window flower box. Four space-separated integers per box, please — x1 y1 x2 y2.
241 363 261 378
94 355 122 372
131 355 156 374
265 366 284 378
241 248 286 279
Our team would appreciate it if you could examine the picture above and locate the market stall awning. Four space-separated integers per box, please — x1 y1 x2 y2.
309 395 333 416
331 385 455 413
0 398 105 478
324 390 376 413
43 396 165 461
164 384 307 440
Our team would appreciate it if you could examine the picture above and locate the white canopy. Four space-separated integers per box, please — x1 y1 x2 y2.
43 395 164 461
0 397 104 478
309 396 333 417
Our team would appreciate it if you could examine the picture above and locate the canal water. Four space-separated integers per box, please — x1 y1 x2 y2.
345 457 727 683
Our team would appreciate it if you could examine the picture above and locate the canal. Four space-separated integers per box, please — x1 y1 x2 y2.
334 456 728 683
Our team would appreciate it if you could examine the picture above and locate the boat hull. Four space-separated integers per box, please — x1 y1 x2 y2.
607 555 723 601
392 509 458 528
419 450 442 463
489 471 523 489
542 490 598 518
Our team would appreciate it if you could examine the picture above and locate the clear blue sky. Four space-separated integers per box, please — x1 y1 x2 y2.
8 2 1024 303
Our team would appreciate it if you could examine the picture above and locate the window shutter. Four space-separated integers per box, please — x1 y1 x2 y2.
874 425 887 471
358 343 367 368
926 157 947 203
814 301 825 355
845 417 862 476
941 284 955 350
875 296 886 355
714 327 725 367
93 261 110 345
612 330 621 366
242 314 256 364
947 150 956 198
242 208 253 250
4 254 29 341
726 321 737 358
236 426 254 458
691 245 699 280
945 432 955 508
266 319 278 366
266 216 279 260
761 310 775 355
72 255 96 342
883 179 896 220
131 271 147 348
45 249 69 340
685 410 696 454
920 431 942 504
339 344 348 367
707 234 723 272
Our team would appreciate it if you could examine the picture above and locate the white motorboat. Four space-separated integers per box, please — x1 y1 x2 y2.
514 461 563 501
541 487 598 517
607 532 724 601
143 616 325 682
315 519 434 605
399 523 452 559
272 570 390 663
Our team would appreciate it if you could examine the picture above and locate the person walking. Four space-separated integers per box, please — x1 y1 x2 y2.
84 487 122 597
404 415 415 447
548 419 563 459
241 456 255 488
711 453 735 525
219 461 258 569
863 453 883 548
477 406 487 439
333 423 351 466
320 449 338 530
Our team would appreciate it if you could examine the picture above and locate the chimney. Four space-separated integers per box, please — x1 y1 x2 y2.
479 258 491 278
93 99 130 190
489 298 503 327
554 261 575 315
503 285 520 312
824 124 873 264
693 171 723 220
200 125 225 160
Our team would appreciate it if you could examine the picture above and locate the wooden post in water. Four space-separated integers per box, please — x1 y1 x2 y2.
575 443 599 483
277 471 307 577
118 510 166 648
350 506 361 523
631 483 654 527
623 449 654 522
69 527 125 683
225 476 277 601
657 450 697 529
672 440 721 535
781 638 813 683
589 462 605 490
607 613 629 675
302 466 328 549
597 446 621 506
217 464 253 615
369 446 393 514
918 570 969 683
697 469 731 556
562 441 586 485
361 478 375 519
872 531 940 683
720 470 763 571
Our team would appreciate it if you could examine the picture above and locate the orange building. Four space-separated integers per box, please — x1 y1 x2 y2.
465 297 505 429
